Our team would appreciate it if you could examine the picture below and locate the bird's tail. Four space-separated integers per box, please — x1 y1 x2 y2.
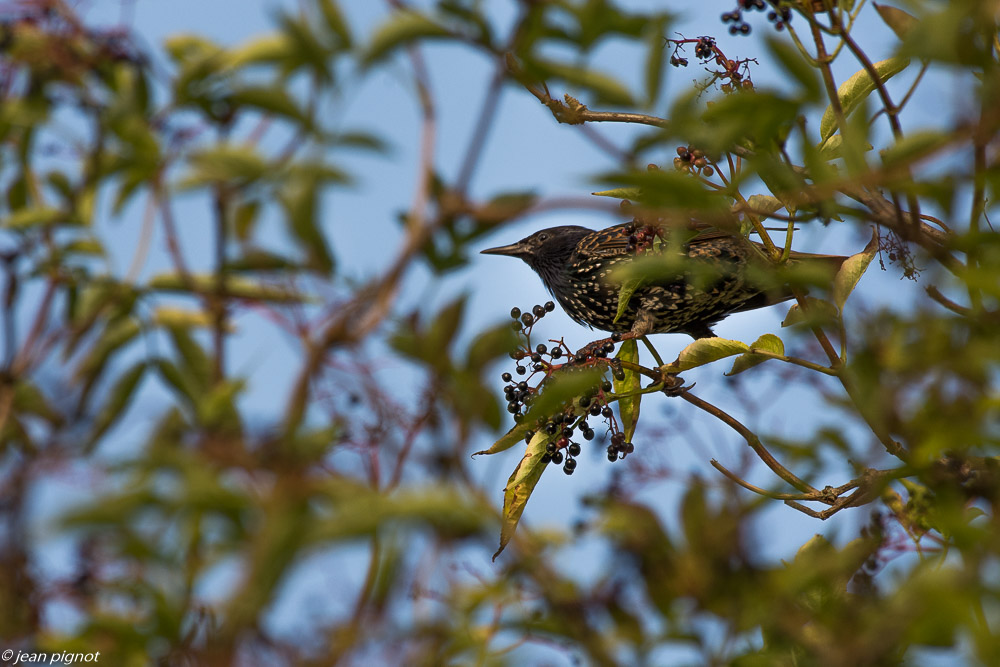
735 249 848 313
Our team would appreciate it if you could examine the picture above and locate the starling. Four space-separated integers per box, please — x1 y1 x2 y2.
481 220 846 339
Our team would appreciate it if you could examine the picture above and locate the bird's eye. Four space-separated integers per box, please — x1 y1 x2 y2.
538 233 548 242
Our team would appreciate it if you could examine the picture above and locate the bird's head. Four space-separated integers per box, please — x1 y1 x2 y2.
480 226 591 276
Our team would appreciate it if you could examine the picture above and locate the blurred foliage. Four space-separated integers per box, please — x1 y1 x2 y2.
0 0 998 665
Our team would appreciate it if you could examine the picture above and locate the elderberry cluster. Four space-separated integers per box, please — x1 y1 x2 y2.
508 301 555 332
674 146 714 177
498 311 638 474
608 432 635 462
693 36 715 60
622 222 659 255
720 1 792 35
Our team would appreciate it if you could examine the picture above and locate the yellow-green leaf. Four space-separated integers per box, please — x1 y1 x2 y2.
819 57 911 141
728 333 785 375
5 206 64 229
592 187 642 200
874 3 919 41
494 431 550 559
614 339 641 442
363 10 451 66
661 337 749 374
781 297 839 328
833 228 878 311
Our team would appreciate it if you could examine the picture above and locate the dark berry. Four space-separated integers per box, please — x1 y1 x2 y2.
551 348 562 359
545 422 558 434
564 457 577 471
510 307 521 320
552 451 564 465
536 343 547 354
561 427 574 438
608 451 618 462
511 321 522 331
542 453 553 464
568 442 581 456
532 304 545 318
546 441 557 454
524 430 535 443
579 395 591 408
501 372 512 382
602 406 613 418
583 428 595 441
544 301 555 312
531 353 541 363
516 365 526 375
625 442 635 453
589 403 602 416
611 332 622 342
601 380 612 392
521 312 534 326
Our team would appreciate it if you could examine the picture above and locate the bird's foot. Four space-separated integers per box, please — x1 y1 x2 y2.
573 332 634 362
661 373 692 397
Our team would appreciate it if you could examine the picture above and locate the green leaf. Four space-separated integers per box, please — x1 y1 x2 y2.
318 0 353 48
613 278 641 324
781 297 839 329
148 273 309 303
152 307 216 330
233 200 260 241
833 229 878 311
728 333 785 375
13 381 62 425
74 319 142 407
466 322 519 371
592 187 642 201
5 206 65 229
363 10 451 66
614 339 641 443
661 338 749 374
165 324 213 391
229 86 309 125
154 358 202 403
494 430 549 560
183 145 269 187
879 130 951 170
643 18 668 105
534 58 634 106
874 3 919 41
225 33 295 69
745 194 785 219
819 57 911 141
767 36 821 101
279 176 335 274
87 361 148 449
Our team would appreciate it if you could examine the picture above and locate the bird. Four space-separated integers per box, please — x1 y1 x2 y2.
481 219 846 339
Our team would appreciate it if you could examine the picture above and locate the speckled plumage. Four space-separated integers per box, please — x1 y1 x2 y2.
481 221 845 339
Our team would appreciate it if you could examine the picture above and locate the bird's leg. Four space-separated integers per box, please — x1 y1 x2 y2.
629 309 656 337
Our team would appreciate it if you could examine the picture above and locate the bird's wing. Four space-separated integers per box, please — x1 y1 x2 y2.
575 221 635 256
577 221 739 257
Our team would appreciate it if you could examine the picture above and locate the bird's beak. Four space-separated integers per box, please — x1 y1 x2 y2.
480 242 526 257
